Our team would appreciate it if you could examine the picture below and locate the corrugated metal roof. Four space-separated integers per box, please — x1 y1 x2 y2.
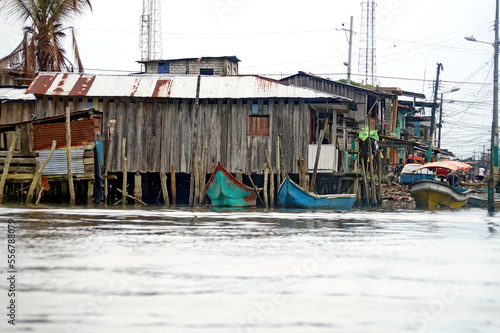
0 87 35 101
26 73 349 101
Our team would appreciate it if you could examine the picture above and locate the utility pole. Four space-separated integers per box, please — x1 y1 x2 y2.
337 16 355 84
488 0 499 212
438 92 444 149
427 63 443 162
347 16 354 84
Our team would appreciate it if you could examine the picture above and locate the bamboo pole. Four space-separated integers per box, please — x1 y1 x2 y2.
310 118 329 192
121 138 127 206
171 163 177 206
65 107 75 206
263 163 269 209
160 171 170 207
0 133 19 204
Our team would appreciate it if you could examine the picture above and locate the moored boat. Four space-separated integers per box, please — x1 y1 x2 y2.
278 177 356 209
410 180 472 209
205 162 259 207
468 192 500 208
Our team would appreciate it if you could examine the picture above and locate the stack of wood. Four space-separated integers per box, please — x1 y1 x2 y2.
380 183 415 208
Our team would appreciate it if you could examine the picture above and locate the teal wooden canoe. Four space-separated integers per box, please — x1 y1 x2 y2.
205 162 259 207
278 177 356 209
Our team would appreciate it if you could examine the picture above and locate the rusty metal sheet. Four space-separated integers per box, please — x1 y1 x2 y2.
68 75 96 96
25 74 57 95
33 119 95 150
26 73 350 101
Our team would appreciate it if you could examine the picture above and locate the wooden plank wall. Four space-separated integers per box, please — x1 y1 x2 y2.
0 101 34 150
28 96 313 175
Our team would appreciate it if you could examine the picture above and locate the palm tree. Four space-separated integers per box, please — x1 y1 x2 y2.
0 0 92 78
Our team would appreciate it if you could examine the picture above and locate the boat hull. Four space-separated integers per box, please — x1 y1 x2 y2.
410 180 471 209
468 192 500 208
278 177 356 209
205 162 258 207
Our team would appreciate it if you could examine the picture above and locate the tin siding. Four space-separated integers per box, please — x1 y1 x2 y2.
37 149 85 175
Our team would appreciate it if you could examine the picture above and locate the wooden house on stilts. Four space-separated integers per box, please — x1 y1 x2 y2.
1 72 353 205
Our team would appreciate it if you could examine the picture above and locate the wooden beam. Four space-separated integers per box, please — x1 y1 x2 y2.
65 107 75 206
160 171 170 207
26 140 57 205
121 138 127 206
0 133 19 204
310 118 329 192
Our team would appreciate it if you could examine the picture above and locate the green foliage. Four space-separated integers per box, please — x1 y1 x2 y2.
337 79 374 88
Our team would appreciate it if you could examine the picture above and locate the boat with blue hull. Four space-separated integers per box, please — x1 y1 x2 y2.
205 162 259 207
278 177 356 209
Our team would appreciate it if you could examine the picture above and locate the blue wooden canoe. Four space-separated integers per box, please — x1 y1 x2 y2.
205 162 259 207
277 177 356 209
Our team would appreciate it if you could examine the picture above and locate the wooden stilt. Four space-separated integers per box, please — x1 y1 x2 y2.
87 180 94 206
35 188 44 205
298 156 308 189
160 171 170 207
264 150 275 208
171 163 177 206
0 133 19 204
361 159 371 207
352 177 360 207
26 139 56 205
65 107 75 206
121 138 127 206
278 133 286 182
377 153 383 205
193 159 200 206
310 118 329 192
104 120 116 206
199 148 208 205
236 170 243 183
263 163 269 209
134 172 142 207
189 75 202 207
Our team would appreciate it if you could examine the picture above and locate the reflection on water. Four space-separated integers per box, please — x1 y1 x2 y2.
0 206 499 333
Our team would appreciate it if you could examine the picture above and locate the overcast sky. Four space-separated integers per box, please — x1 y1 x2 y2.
0 0 495 159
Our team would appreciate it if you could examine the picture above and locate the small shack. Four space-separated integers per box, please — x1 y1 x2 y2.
0 109 99 204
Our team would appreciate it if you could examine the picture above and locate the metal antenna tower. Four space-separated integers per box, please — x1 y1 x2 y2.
140 0 163 61
358 0 377 86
